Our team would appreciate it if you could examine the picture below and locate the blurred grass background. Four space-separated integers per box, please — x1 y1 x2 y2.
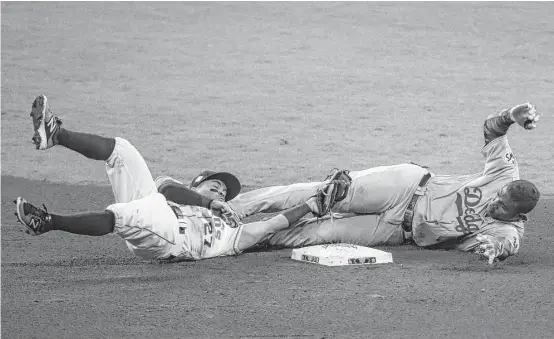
2 2 554 193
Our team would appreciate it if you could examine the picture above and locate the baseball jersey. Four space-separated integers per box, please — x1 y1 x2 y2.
412 134 524 259
166 202 243 260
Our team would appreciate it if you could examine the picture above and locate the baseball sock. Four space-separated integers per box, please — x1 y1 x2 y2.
47 210 115 236
57 128 116 161
282 203 311 225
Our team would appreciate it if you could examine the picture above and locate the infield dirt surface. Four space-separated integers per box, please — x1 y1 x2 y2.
2 2 554 339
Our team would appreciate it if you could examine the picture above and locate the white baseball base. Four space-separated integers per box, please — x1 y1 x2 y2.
291 243 393 266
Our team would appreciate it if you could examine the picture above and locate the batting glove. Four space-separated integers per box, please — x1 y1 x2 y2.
509 102 540 130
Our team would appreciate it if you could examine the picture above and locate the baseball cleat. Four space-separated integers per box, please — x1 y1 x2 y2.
324 168 352 202
14 197 51 235
30 94 62 150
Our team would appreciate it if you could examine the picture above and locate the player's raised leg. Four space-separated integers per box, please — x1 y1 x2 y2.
22 96 180 260
103 137 158 203
30 94 114 159
29 95 157 203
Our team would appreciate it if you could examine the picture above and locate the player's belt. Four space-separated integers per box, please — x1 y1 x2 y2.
401 172 432 233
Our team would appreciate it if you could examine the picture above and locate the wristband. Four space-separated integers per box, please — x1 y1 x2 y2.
504 108 516 123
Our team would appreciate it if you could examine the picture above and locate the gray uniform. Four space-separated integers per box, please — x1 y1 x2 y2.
230 134 523 258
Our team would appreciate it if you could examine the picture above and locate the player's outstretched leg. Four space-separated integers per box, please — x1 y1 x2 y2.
236 194 331 251
30 94 115 160
14 197 115 236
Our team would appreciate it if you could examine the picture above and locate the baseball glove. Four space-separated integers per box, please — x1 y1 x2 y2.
324 168 352 202
312 186 337 218
312 170 352 218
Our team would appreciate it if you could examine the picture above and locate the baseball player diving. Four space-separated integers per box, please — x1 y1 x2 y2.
160 102 542 265
13 95 340 261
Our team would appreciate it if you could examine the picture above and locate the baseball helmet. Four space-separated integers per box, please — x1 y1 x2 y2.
190 170 241 201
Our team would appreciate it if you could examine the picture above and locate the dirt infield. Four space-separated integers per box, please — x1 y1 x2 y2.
2 175 554 339
3 2 554 338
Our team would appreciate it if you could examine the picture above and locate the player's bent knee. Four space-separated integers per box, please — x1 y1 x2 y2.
107 193 178 259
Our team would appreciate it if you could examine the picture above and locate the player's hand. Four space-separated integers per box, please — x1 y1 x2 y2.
209 200 241 224
476 234 502 265
509 103 540 130
209 200 233 214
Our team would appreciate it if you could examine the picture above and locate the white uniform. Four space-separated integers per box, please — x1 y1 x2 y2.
166 203 244 260
105 138 243 260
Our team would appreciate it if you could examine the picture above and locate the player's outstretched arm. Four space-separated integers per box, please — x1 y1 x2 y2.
483 103 540 146
453 231 521 265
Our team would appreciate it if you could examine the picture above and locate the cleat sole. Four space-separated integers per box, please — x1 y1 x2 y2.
30 95 47 150
14 197 37 235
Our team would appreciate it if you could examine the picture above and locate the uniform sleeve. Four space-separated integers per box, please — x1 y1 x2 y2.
483 109 514 145
451 224 522 260
156 176 213 208
480 135 519 180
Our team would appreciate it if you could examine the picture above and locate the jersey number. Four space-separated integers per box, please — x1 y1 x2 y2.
203 219 223 247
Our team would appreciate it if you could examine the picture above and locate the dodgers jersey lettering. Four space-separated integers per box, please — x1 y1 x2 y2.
167 202 242 260
412 134 523 257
